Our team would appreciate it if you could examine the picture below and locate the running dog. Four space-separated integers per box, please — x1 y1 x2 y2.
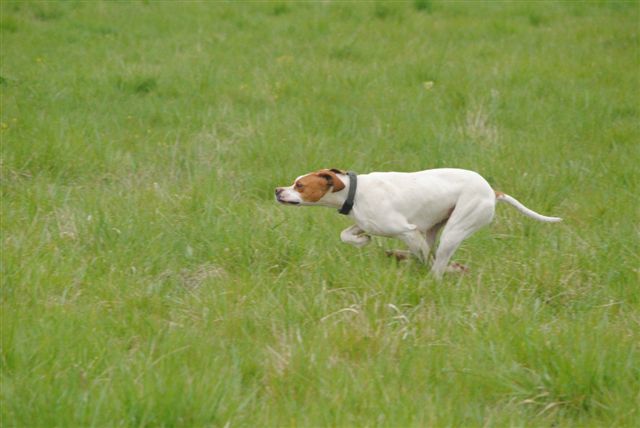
275 168 561 279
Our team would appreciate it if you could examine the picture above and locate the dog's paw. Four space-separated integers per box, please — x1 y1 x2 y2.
385 249 412 261
446 262 469 273
341 232 371 247
353 234 371 247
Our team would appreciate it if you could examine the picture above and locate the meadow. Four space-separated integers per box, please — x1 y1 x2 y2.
1 1 639 426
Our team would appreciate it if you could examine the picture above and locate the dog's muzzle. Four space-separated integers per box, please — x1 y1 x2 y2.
275 188 299 205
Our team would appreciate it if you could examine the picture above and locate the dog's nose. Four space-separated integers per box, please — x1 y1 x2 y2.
275 188 283 196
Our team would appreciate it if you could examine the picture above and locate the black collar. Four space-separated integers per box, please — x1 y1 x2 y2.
338 171 357 215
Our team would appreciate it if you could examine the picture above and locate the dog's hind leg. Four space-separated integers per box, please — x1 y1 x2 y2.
431 201 494 279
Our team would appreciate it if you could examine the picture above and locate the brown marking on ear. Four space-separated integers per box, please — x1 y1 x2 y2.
495 191 505 198
330 168 347 175
295 174 331 202
316 169 345 192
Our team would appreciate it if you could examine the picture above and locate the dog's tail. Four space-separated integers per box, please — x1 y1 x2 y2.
495 191 562 223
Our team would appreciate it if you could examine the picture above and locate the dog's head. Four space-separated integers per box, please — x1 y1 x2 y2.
275 169 346 206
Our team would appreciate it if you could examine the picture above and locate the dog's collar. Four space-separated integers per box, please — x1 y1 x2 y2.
338 171 357 215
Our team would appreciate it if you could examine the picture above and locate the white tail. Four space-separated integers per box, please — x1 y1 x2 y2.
495 192 562 223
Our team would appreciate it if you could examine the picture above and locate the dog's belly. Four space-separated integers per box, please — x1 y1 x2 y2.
404 200 456 231
355 197 455 236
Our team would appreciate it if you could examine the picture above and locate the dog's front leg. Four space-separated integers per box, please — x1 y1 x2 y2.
398 229 431 263
386 224 443 262
340 224 371 248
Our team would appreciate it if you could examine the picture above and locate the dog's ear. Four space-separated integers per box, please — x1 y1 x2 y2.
330 168 347 175
316 170 345 192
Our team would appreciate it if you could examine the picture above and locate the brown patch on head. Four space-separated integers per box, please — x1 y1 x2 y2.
294 170 345 202
294 174 331 202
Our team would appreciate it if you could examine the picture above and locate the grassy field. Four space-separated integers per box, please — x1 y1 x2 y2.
1 1 639 426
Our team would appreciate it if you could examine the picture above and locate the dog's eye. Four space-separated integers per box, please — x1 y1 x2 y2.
295 182 303 189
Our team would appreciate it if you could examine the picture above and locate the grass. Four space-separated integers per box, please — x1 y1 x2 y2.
1 1 639 426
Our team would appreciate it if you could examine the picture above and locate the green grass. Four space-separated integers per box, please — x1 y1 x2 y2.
1 1 639 426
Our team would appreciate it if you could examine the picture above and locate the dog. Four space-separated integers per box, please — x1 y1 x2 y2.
275 168 561 279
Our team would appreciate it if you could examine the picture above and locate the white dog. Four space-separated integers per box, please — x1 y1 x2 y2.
275 168 561 279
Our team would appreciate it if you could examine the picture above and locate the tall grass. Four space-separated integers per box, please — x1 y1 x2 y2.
1 1 639 426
